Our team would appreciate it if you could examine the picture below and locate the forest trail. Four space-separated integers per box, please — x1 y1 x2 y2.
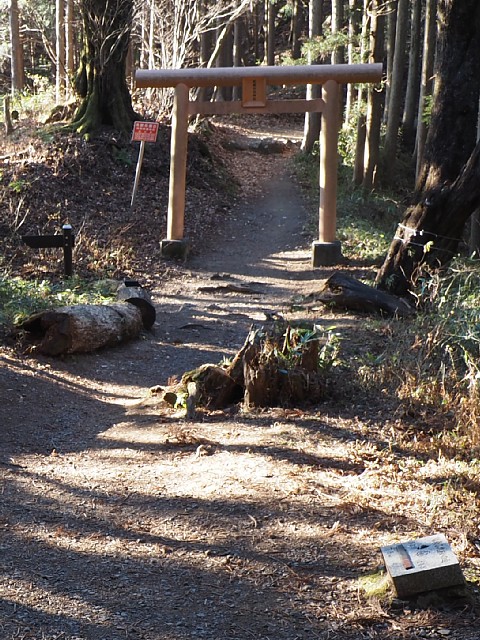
1 121 477 640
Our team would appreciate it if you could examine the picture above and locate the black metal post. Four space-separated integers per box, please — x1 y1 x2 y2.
62 224 74 277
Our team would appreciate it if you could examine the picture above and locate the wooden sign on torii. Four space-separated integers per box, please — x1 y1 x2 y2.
135 63 382 266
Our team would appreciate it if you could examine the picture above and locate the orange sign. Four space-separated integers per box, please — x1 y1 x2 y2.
131 121 159 143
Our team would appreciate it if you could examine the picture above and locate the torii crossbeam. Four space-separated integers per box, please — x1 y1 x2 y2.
135 63 382 266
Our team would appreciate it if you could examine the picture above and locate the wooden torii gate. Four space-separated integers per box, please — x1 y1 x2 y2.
135 63 382 266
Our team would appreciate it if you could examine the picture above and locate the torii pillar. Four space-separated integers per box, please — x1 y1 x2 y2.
135 63 382 267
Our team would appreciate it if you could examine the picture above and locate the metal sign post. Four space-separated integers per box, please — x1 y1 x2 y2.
131 121 160 208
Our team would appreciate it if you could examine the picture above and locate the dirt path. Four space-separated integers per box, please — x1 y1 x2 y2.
1 125 478 640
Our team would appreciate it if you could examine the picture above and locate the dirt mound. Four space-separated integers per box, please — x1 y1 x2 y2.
0 124 232 283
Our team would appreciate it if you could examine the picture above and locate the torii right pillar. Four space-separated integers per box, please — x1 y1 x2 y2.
313 79 342 267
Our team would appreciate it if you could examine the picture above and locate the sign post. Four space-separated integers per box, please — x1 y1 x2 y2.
131 121 160 208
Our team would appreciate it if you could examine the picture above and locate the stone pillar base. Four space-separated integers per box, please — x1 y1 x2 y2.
311 240 343 267
160 239 189 260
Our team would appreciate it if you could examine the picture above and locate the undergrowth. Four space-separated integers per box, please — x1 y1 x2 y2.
0 274 117 330
294 145 480 458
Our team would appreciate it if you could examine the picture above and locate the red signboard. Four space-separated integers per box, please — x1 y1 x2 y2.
131 121 160 143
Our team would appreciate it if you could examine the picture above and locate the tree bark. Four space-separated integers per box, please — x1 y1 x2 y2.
56 0 66 104
352 0 369 185
363 0 385 190
301 0 323 154
415 0 438 180
345 0 362 122
402 0 422 150
291 0 304 59
377 0 480 295
382 0 409 184
72 0 137 135
9 0 25 94
266 0 277 66
65 0 75 100
383 0 397 124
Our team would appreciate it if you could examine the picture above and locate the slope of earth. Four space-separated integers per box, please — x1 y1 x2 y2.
1 116 480 640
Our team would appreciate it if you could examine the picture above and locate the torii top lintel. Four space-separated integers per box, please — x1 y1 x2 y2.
135 63 383 90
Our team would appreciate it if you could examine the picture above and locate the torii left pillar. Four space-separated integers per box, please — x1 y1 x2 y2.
159 83 190 259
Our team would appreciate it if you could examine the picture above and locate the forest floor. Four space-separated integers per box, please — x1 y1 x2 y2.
1 115 480 640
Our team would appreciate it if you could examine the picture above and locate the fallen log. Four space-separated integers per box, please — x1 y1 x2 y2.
116 281 156 329
19 302 144 355
310 272 414 317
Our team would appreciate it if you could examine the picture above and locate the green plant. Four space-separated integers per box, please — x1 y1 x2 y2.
0 274 117 329
8 179 29 194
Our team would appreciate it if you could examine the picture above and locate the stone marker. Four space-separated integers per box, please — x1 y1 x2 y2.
381 533 465 598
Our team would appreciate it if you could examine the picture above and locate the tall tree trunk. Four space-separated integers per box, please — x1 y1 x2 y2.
331 0 345 64
72 0 136 135
415 0 437 180
470 100 480 258
345 0 362 122
383 0 397 124
56 0 66 104
352 0 369 185
65 0 75 100
363 0 385 190
266 0 277 66
382 0 410 184
148 0 155 68
377 0 480 295
301 0 323 154
402 0 422 150
232 17 243 100
291 0 304 59
9 0 25 95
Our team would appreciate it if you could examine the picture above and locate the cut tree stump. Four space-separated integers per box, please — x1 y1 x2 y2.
19 302 144 356
310 272 414 317
156 324 329 413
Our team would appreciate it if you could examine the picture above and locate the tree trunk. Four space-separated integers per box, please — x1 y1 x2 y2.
301 0 323 154
72 0 136 135
363 0 385 190
352 0 369 185
65 0 75 100
402 0 422 150
383 0 397 124
470 102 480 258
232 17 243 100
377 0 480 295
345 0 362 122
56 0 66 104
382 0 409 184
9 0 25 94
266 0 277 66
291 0 304 59
415 0 437 180
331 0 345 65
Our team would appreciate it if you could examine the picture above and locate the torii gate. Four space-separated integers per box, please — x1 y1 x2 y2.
135 63 382 266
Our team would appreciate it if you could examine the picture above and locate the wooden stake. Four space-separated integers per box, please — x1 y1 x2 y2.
131 140 146 208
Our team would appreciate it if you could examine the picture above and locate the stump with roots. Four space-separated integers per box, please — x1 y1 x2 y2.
159 324 332 414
